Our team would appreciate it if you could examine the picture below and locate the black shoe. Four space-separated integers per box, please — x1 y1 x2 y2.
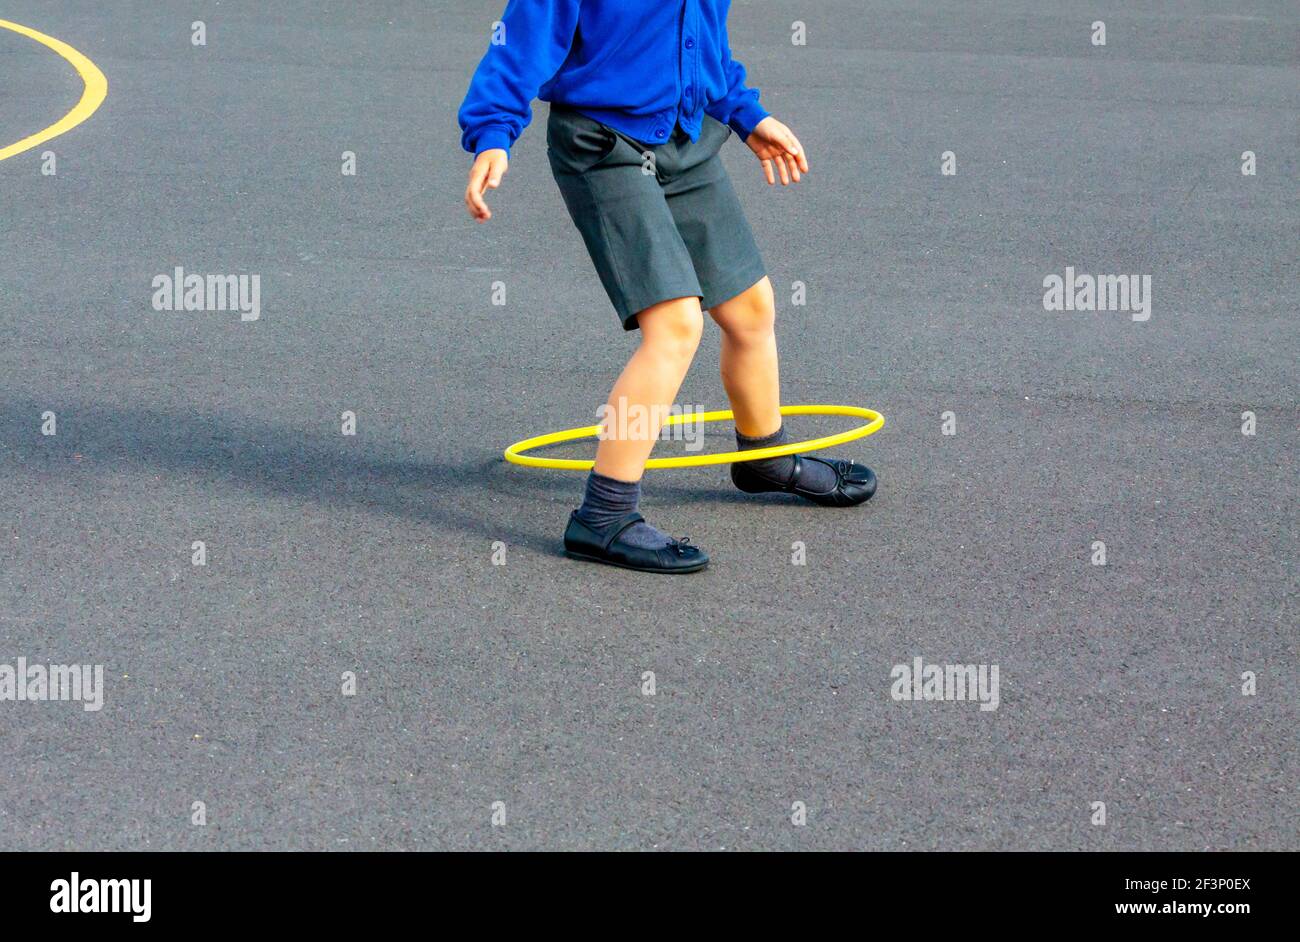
731 454 877 507
563 511 709 574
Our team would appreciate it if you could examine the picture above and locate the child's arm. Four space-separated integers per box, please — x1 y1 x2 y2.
459 0 581 221
705 21 809 187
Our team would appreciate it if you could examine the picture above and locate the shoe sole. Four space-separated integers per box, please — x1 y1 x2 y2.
733 480 876 506
563 548 709 574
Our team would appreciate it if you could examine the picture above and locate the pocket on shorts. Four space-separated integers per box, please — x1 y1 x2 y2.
703 114 733 149
547 108 621 175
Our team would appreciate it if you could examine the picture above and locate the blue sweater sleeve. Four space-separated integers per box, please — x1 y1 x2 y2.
457 0 581 156
704 20 770 140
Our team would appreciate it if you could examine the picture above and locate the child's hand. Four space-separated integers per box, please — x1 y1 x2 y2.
465 149 509 221
744 117 808 185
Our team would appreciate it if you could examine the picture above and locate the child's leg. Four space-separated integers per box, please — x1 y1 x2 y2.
567 295 709 568
594 296 704 480
710 277 877 505
707 277 781 438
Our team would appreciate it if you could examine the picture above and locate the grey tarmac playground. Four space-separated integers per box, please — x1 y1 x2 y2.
0 2 1295 850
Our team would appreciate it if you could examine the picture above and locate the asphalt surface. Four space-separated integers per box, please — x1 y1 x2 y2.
0 2 1295 851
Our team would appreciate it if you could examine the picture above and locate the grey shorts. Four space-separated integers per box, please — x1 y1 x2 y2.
546 104 767 330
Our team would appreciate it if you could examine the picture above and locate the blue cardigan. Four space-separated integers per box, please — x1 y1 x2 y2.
458 0 769 156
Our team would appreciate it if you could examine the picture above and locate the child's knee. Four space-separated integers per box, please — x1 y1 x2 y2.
716 279 776 339
641 298 704 359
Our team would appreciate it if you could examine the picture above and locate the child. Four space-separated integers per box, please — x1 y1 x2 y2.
459 0 876 574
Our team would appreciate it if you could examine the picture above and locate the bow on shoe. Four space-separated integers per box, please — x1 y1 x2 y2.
834 458 873 483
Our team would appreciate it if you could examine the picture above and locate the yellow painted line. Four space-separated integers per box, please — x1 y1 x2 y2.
0 19 107 162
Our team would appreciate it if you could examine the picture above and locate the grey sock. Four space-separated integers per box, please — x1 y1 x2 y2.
736 425 839 491
574 471 673 549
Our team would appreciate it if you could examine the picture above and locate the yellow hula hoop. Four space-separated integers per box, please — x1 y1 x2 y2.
504 404 884 470
0 20 109 162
